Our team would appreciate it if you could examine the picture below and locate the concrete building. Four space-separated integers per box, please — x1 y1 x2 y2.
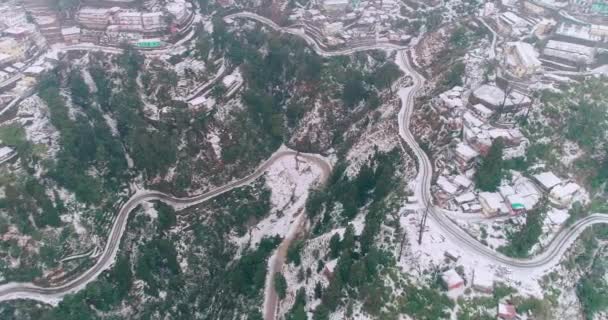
479 192 509 215
543 40 596 65
0 6 28 28
61 27 81 44
590 24 608 37
470 84 531 110
142 12 165 32
437 176 459 195
114 12 143 32
455 192 476 205
441 269 465 290
454 142 479 169
471 103 494 120
556 23 602 44
498 303 517 320
505 42 542 77
322 0 350 13
533 172 562 190
77 7 115 29
549 182 581 208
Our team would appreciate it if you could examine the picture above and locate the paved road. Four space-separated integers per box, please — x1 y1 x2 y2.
262 154 331 320
395 50 608 270
0 149 331 304
224 12 407 57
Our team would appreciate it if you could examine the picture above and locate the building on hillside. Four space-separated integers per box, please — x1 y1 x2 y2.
142 12 165 32
543 40 596 65
114 12 143 32
3 26 31 40
470 84 532 110
61 27 81 44
505 41 542 77
590 24 608 37
533 172 562 190
522 0 548 14
0 6 28 29
437 86 464 111
441 269 465 290
471 103 494 119
479 192 509 215
497 303 517 320
454 142 479 169
437 176 459 195
556 23 602 44
549 182 582 208
322 0 350 13
77 7 115 29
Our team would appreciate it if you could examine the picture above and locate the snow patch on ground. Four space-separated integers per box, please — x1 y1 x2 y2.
232 152 326 250
16 96 60 159
206 130 222 160
398 210 546 298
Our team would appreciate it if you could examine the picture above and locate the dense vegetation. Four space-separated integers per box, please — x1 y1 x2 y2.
528 78 608 191
498 203 546 258
474 138 504 192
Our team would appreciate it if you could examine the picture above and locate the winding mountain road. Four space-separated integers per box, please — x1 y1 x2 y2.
0 149 331 305
395 50 608 270
224 12 407 57
2 10 608 309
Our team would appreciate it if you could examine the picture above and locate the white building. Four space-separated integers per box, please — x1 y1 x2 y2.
590 24 608 37
533 172 562 190
556 23 602 43
455 192 476 204
441 269 465 290
479 192 509 215
505 42 542 77
61 27 81 44
543 40 596 65
471 84 532 110
77 7 115 29
549 182 581 208
0 6 27 28
142 12 165 32
322 0 350 13
437 176 459 195
472 104 494 119
454 142 479 168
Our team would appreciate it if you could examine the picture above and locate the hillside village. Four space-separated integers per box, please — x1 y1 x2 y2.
0 0 606 319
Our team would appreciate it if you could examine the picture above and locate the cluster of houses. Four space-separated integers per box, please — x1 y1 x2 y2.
440 266 518 320
73 1 194 46
287 0 411 49
0 5 49 91
489 2 608 76
431 84 584 217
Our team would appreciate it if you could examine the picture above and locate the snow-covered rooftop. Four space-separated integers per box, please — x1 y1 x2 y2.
533 172 562 190
441 269 464 288
455 142 479 161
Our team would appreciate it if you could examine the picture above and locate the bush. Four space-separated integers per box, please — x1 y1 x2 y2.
474 139 504 192
274 272 287 300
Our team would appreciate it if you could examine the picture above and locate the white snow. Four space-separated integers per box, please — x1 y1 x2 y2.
233 152 327 249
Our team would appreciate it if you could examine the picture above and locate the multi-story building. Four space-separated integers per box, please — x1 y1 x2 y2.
142 12 165 33
504 42 542 78
77 8 115 29
0 6 28 29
